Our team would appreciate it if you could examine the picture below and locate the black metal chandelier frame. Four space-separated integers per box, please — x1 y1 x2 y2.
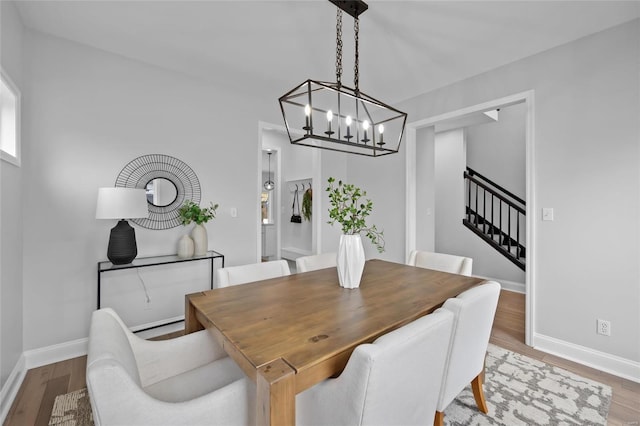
279 0 407 157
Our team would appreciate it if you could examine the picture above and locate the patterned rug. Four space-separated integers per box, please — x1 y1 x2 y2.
48 387 93 426
445 344 612 425
49 344 612 426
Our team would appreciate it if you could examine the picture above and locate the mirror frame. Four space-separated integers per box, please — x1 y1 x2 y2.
115 154 201 230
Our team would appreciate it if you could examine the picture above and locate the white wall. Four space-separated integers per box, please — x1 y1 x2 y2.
415 126 435 254
0 0 24 389
466 102 527 199
434 129 467 254
398 20 640 364
345 150 407 261
20 29 280 350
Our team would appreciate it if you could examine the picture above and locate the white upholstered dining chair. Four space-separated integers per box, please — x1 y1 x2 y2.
296 308 454 426
86 308 253 426
434 281 501 426
407 250 473 276
295 252 337 273
215 259 291 287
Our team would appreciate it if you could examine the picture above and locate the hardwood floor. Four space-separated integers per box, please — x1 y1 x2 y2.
4 290 639 425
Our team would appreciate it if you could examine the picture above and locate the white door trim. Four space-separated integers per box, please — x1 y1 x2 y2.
404 90 536 346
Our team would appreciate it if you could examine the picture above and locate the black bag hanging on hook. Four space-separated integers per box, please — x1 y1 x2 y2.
291 187 302 223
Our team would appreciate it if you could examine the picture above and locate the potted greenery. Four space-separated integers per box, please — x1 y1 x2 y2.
326 177 384 288
178 200 219 257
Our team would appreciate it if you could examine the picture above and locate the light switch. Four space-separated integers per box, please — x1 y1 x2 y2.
542 208 554 221
230 207 238 218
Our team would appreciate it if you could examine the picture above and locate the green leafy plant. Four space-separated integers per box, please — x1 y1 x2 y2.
178 200 219 225
302 188 312 221
326 177 385 253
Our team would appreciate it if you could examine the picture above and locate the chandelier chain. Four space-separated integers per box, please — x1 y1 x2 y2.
354 17 359 92
336 9 343 85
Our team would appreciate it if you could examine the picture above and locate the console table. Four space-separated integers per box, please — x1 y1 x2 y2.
97 250 224 331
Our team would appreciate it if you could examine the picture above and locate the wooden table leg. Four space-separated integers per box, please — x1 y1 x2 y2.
184 292 205 334
257 358 296 426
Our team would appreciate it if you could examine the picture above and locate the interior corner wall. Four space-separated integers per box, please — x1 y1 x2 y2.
20 29 277 351
0 0 24 389
396 20 640 363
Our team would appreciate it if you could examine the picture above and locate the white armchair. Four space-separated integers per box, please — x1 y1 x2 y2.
435 281 501 426
295 253 337 273
407 250 473 276
216 259 291 287
296 308 454 426
86 308 253 426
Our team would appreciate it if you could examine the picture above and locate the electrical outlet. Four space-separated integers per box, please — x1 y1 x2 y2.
597 319 611 336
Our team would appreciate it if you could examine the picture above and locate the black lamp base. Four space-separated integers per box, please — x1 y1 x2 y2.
107 220 138 265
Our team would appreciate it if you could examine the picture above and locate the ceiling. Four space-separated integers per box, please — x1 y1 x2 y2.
14 1 640 104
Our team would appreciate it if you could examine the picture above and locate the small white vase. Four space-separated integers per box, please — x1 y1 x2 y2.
337 234 365 289
191 223 208 256
177 235 194 258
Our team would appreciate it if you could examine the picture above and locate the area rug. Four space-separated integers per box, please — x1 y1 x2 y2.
444 344 612 425
49 344 612 426
48 387 93 426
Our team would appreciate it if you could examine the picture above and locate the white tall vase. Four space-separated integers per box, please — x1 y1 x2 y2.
337 234 365 289
191 223 208 256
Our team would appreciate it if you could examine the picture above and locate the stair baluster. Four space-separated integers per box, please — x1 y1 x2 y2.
463 167 525 271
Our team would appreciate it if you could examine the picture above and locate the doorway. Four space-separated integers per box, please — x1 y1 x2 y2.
257 122 323 264
404 91 535 346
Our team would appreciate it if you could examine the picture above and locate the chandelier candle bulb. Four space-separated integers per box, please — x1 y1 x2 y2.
362 120 370 143
345 115 353 140
304 104 312 133
325 110 334 135
378 124 384 146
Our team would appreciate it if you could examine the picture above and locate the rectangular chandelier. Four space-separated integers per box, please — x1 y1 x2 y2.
278 1 408 157
279 80 407 157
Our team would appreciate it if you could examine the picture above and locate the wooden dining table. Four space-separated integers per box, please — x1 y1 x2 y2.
185 259 484 426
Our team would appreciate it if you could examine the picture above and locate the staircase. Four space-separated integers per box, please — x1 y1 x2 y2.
463 167 526 271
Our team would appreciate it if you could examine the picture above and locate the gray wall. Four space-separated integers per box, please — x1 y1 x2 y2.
466 103 527 199
0 0 24 389
398 20 639 362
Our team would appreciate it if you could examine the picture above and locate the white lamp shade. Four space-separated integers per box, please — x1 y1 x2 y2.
96 187 148 220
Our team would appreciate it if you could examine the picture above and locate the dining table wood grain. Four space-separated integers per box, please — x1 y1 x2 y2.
185 259 484 426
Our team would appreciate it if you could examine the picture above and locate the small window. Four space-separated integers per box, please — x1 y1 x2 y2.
1 68 20 166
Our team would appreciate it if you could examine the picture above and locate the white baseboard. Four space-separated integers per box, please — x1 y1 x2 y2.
281 247 312 260
477 276 525 294
0 354 26 424
24 337 88 370
534 333 640 383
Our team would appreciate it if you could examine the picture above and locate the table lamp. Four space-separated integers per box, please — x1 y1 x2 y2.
96 187 149 265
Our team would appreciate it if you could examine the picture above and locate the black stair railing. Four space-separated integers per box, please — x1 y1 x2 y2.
463 167 526 271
